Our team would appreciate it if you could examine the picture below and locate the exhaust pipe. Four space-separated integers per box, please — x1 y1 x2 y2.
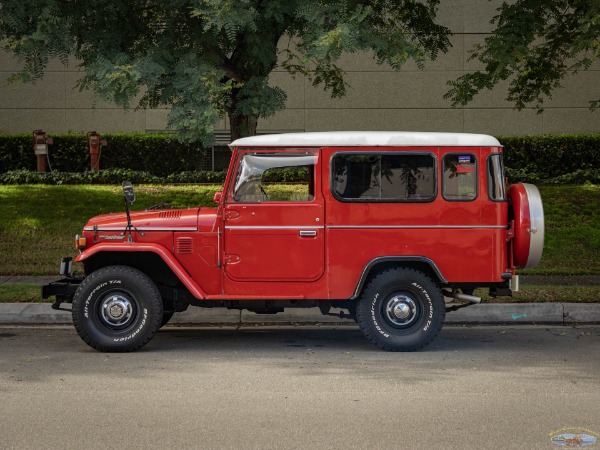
443 290 481 304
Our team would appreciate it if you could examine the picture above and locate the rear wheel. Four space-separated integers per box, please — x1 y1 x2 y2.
72 265 163 352
356 268 445 352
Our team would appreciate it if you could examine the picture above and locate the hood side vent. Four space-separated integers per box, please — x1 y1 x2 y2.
176 237 194 254
159 211 182 219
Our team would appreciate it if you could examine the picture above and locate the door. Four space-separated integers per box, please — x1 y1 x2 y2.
223 150 325 282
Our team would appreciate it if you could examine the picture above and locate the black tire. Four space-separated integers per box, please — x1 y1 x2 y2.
72 265 163 352
355 268 445 352
160 312 174 328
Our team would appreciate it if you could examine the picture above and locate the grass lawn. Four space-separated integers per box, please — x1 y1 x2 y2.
476 285 600 303
533 185 600 275
0 284 46 303
0 184 598 276
0 184 220 275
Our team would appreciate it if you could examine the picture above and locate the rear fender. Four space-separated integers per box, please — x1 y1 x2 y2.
351 256 447 300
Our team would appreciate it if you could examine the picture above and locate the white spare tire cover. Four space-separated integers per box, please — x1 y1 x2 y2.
508 183 545 269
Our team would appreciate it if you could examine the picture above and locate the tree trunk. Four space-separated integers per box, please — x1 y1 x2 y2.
229 113 258 142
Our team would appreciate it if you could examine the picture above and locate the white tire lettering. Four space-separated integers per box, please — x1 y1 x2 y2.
371 294 390 338
84 281 108 318
113 308 148 343
423 320 431 331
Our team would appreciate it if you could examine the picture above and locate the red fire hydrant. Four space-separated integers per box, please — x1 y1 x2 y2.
87 131 107 172
33 130 53 173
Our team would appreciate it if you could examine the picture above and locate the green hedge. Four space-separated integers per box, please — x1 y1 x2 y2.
0 167 312 185
0 169 226 185
1 132 599 184
499 134 600 184
0 133 207 176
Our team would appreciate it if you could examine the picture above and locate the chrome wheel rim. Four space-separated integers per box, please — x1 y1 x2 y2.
384 294 418 327
99 293 135 328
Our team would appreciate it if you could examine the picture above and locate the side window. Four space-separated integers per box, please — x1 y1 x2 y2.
233 153 316 202
442 154 477 201
487 154 506 201
332 153 436 201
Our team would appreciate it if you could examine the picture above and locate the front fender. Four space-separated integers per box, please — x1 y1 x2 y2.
76 243 208 299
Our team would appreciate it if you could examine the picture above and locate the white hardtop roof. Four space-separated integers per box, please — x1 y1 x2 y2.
230 131 501 148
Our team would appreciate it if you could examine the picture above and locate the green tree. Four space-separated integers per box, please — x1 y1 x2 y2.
0 0 450 143
446 0 600 112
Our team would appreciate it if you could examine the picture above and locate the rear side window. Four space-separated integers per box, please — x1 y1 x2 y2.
487 154 506 201
332 153 436 202
443 154 477 201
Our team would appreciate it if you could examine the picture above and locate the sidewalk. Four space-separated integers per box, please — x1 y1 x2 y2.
1 276 599 326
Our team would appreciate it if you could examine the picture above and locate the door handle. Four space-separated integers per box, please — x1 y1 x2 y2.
299 230 317 237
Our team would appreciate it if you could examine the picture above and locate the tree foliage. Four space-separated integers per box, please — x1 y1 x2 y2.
0 0 450 142
446 0 600 112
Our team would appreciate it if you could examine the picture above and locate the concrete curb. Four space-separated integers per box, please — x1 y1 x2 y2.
445 303 565 324
563 303 600 324
1 303 600 326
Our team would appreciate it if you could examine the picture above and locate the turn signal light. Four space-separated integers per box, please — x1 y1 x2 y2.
75 235 87 251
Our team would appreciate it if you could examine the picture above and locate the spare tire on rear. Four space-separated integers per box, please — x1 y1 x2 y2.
508 183 545 269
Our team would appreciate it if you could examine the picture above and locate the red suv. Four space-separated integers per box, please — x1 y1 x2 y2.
43 132 544 352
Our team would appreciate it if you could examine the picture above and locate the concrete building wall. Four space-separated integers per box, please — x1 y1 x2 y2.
1 0 598 138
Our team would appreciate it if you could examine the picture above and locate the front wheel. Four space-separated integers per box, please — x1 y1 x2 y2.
72 266 163 352
160 312 174 328
355 268 445 352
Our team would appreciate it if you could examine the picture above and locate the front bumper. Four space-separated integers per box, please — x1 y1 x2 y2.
41 277 83 310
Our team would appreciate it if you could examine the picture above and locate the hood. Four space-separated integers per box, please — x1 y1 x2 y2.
83 208 201 232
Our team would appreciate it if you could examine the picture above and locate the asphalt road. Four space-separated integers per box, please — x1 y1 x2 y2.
1 324 599 450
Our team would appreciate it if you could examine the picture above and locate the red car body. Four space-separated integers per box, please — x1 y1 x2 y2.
44 132 544 352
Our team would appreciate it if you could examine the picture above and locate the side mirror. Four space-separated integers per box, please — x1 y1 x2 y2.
122 181 136 205
213 191 223 204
